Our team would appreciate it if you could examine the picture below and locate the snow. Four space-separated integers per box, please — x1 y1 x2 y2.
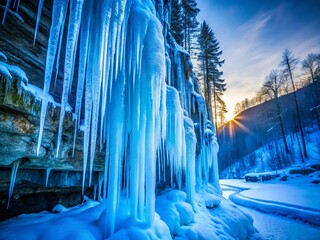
0 187 255 240
52 204 68 213
0 51 7 62
0 61 27 83
239 205 320 240
221 175 320 226
0 62 12 79
20 82 72 111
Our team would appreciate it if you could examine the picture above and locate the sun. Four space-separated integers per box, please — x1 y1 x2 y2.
225 111 235 122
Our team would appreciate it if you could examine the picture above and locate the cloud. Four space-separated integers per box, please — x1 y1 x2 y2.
220 9 284 118
197 1 320 119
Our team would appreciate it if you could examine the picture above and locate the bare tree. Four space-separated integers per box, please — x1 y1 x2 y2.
280 49 307 160
302 53 320 128
302 53 317 83
260 69 290 154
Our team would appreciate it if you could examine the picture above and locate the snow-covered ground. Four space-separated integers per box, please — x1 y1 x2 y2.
0 185 255 240
220 176 320 239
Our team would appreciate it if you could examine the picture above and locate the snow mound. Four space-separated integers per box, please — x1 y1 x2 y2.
0 62 12 79
156 187 254 239
0 51 7 62
166 189 187 202
0 61 28 83
52 204 68 213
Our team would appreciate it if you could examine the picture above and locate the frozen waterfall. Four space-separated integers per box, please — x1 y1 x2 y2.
1 0 221 237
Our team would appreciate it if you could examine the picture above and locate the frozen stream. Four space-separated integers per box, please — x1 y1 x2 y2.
222 187 320 240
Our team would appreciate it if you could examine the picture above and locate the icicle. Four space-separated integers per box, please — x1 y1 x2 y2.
7 159 21 209
93 184 97 201
45 168 51 187
37 0 69 156
56 0 84 157
72 0 93 157
166 86 185 187
15 0 20 12
98 171 104 201
33 0 45 45
12 0 17 9
53 19 66 87
1 0 12 25
184 116 196 203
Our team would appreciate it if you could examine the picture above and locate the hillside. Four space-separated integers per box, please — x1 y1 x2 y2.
217 82 320 173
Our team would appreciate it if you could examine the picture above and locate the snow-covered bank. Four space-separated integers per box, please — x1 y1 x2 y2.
220 177 320 226
0 186 255 240
238 205 320 240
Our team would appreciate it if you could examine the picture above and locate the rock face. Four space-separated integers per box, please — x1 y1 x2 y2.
0 1 109 219
0 60 104 220
0 71 105 170
0 0 77 106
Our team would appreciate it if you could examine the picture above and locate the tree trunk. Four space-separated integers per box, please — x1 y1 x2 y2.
286 60 308 160
213 84 218 134
275 98 290 154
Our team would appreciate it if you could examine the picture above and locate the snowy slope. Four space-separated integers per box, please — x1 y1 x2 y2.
221 129 320 179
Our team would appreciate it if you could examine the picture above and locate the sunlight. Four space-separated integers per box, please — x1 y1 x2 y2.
225 111 235 122
227 115 253 137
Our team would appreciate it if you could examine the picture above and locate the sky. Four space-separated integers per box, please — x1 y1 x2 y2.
197 0 320 121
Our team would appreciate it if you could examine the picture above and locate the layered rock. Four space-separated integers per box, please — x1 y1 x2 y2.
0 58 103 220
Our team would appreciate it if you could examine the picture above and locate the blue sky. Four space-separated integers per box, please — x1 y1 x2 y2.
197 0 320 120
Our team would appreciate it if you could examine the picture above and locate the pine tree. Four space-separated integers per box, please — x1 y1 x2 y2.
197 21 225 133
217 98 228 127
181 0 199 54
170 0 184 45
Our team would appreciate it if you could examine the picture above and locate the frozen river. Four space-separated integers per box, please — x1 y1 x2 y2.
221 181 320 240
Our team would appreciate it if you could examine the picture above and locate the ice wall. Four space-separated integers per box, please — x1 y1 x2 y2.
2 0 220 237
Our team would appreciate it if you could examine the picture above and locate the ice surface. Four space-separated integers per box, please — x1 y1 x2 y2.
221 178 320 226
